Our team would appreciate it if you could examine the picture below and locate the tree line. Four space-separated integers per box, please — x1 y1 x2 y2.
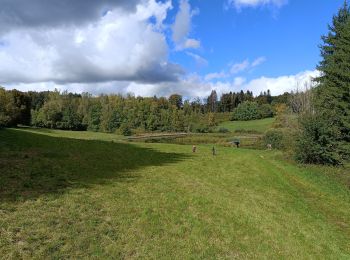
0 88 282 134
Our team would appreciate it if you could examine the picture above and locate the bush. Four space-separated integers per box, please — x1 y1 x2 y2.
259 104 274 118
0 114 11 128
295 114 342 165
232 101 261 121
190 123 210 133
263 129 286 150
231 101 275 121
119 123 132 136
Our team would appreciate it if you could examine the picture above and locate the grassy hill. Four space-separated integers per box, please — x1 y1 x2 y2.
1 128 350 258
218 117 275 133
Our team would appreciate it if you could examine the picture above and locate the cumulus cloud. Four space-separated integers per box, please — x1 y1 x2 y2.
140 70 318 98
0 0 315 99
4 70 319 99
243 70 319 95
182 70 318 98
227 0 287 9
0 0 140 35
172 0 201 50
0 0 183 85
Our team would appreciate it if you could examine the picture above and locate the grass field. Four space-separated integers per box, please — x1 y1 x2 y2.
140 133 261 148
1 128 350 258
218 118 275 133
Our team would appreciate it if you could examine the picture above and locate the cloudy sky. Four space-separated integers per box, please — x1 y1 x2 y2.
0 0 344 98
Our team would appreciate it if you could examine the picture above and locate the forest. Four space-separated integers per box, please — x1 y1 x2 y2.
0 88 281 134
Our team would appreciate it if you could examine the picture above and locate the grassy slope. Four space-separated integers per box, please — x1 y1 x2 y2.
1 128 349 258
218 118 275 133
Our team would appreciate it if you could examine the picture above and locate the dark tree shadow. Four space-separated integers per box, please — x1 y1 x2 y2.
0 129 190 202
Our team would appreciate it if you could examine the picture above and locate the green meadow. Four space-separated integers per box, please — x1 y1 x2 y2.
1 127 350 259
218 118 275 133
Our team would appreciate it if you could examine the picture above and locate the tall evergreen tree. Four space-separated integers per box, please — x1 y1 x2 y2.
297 1 350 164
316 0 350 160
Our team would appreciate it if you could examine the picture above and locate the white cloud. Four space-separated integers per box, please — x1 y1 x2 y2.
204 72 228 81
4 70 319 99
172 0 201 50
243 70 319 95
179 70 318 98
194 70 318 98
136 0 172 29
252 56 266 67
230 60 250 74
186 52 208 67
230 56 266 74
0 0 141 35
228 0 287 9
184 38 201 49
233 77 247 86
0 0 182 85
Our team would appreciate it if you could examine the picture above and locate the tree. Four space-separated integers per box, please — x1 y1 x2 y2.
231 101 261 121
171 109 185 132
266 89 273 104
207 90 218 112
169 94 183 109
0 87 12 127
207 112 217 127
87 102 102 132
0 88 31 127
298 1 350 164
289 84 314 114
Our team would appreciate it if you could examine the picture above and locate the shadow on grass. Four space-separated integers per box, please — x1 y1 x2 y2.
0 128 189 202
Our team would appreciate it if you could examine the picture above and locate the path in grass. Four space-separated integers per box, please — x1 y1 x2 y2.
0 128 349 258
218 117 275 133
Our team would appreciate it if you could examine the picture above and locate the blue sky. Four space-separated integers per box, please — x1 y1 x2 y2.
169 0 343 81
0 0 345 97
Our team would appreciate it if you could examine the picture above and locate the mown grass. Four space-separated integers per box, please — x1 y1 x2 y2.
1 128 350 258
218 118 275 133
17 127 125 142
141 133 261 148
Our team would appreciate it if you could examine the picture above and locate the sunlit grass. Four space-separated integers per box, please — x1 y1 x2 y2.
0 128 349 258
218 117 275 133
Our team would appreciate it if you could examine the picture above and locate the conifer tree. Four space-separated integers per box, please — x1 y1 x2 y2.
316 0 350 160
297 1 350 164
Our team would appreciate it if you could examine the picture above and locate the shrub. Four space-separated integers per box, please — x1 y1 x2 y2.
259 104 274 118
0 114 11 128
263 129 285 150
231 101 261 121
190 123 210 133
295 114 342 165
119 123 132 136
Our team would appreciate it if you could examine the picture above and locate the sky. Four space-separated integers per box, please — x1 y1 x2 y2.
0 0 345 98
